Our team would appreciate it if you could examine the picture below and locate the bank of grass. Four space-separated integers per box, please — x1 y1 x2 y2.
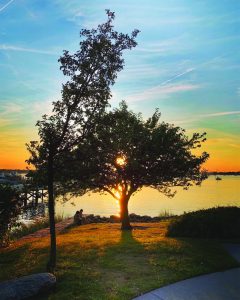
0 221 238 300
167 206 240 239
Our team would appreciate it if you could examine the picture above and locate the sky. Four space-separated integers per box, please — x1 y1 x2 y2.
0 0 239 171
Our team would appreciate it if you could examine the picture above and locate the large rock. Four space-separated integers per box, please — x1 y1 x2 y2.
0 273 56 300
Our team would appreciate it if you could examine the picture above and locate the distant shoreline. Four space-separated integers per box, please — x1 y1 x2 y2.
1 169 240 176
207 172 240 176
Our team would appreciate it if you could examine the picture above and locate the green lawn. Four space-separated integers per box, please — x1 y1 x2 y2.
0 221 238 300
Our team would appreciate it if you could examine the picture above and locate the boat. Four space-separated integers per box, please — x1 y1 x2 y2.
215 176 222 181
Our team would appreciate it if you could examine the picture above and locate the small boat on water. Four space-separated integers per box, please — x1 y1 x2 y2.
215 176 222 181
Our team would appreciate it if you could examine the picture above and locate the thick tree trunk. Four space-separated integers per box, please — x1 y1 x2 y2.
120 196 132 230
47 155 56 272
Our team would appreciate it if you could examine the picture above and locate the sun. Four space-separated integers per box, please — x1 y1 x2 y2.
116 155 127 166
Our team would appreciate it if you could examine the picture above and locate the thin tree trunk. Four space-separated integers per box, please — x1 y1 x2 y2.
47 154 56 272
120 196 132 230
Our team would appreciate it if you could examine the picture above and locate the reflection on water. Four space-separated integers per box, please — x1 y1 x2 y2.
22 203 47 219
55 176 240 218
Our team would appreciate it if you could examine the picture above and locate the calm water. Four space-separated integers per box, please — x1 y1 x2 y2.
55 175 240 217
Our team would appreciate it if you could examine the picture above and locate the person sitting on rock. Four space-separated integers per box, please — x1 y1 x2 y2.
79 209 85 224
74 211 82 225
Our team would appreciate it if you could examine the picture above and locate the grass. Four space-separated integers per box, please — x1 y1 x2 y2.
10 215 64 241
0 221 238 300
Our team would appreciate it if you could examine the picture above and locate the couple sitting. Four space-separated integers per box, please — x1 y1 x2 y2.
74 209 84 225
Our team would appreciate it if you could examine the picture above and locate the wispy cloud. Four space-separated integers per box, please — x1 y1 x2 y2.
229 143 240 149
0 0 14 13
0 118 12 127
134 16 204 27
0 44 58 55
126 83 200 103
199 111 240 118
32 99 53 116
172 111 240 125
0 103 22 115
160 68 195 85
135 35 189 56
203 135 240 150
0 103 23 128
160 55 226 87
118 64 168 83
0 97 56 131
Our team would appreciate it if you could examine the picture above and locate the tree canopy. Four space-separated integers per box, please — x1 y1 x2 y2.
70 102 209 229
27 10 139 176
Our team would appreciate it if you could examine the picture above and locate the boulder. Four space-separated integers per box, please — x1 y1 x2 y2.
129 213 139 221
110 215 120 223
0 273 56 300
101 217 108 222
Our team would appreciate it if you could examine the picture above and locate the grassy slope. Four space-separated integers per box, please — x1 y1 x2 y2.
0 221 238 300
10 215 64 241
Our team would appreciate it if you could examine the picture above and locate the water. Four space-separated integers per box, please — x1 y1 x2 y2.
55 175 240 218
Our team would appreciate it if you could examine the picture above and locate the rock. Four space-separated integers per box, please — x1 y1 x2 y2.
83 213 164 224
0 273 56 300
129 213 138 221
152 217 161 222
141 215 152 222
110 215 120 223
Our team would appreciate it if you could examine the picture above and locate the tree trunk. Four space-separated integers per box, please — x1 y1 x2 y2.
47 154 56 272
120 196 132 230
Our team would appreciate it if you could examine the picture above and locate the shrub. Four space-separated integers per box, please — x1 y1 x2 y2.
158 210 174 218
167 206 240 239
0 184 22 247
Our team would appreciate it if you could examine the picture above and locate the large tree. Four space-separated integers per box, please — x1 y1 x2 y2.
72 102 209 230
27 11 139 270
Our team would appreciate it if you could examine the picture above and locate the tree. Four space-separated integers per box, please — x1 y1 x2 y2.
0 184 22 247
72 102 209 230
27 11 139 270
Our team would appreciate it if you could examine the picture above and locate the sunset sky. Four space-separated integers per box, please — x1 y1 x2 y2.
0 0 239 171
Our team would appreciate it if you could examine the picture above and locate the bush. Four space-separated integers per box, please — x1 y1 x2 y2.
167 206 240 239
0 184 22 247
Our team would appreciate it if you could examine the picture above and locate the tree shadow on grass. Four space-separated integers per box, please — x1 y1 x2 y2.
36 226 152 300
54 224 174 299
97 228 154 299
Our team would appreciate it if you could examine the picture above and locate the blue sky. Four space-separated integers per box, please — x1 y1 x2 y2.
0 0 240 170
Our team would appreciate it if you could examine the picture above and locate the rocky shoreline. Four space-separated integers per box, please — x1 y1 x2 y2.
84 213 173 224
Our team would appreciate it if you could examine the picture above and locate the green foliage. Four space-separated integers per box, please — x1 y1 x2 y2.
67 101 209 229
0 184 22 247
26 11 139 182
73 101 209 200
167 206 240 238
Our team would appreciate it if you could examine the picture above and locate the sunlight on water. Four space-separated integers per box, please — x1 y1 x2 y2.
56 176 240 217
